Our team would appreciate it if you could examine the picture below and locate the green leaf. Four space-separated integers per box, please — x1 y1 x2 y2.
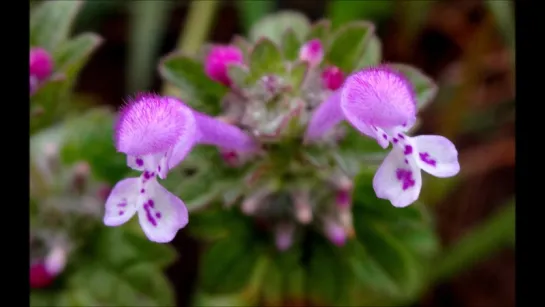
30 0 83 51
390 223 440 260
95 227 177 270
353 216 421 299
200 238 260 294
248 38 285 82
31 291 58 307
306 19 331 43
307 239 350 304
288 61 308 91
53 33 103 86
230 35 251 59
227 64 250 89
159 53 227 114
59 108 129 184
281 29 302 61
68 262 175 306
326 21 375 72
188 209 245 240
30 77 68 134
249 10 311 45
352 170 424 224
356 35 382 69
261 257 283 306
328 0 395 28
390 64 438 110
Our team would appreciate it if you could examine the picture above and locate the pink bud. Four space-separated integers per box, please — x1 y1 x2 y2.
322 66 345 90
299 39 324 67
335 190 352 208
293 190 312 224
30 261 54 289
204 45 244 86
324 220 347 246
45 246 67 276
220 150 238 167
30 48 54 81
275 223 295 251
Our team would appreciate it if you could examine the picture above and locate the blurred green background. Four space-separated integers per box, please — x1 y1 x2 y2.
30 0 515 306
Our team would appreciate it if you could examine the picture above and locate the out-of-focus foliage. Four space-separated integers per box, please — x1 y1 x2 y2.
30 2 177 306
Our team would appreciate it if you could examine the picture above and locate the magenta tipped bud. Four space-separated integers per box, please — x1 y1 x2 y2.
335 190 352 209
324 219 347 246
299 39 324 67
293 190 313 224
322 66 345 90
275 222 295 251
30 48 54 81
30 261 54 289
205 45 244 86
44 246 67 277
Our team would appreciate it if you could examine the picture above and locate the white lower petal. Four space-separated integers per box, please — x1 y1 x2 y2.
373 148 422 208
137 178 189 243
103 178 139 226
413 135 460 178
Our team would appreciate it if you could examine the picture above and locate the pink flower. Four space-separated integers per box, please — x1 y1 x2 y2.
205 45 244 86
107 93 256 242
305 66 459 207
322 66 344 90
299 39 324 67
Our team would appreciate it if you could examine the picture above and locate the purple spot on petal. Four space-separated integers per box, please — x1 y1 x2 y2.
150 172 155 177
404 145 413 155
395 169 416 190
136 158 144 166
143 171 151 179
382 133 387 140
404 159 408 164
148 199 155 208
118 203 126 207
146 212 157 226
140 189 145 193
393 138 398 143
419 152 437 166
155 212 162 218
158 165 161 172
119 211 124 215
398 133 405 139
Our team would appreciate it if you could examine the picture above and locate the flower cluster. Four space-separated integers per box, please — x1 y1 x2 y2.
105 39 459 246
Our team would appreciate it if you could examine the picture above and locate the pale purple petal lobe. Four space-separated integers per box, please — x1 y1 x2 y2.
373 148 422 208
104 178 139 226
341 66 417 129
413 135 460 178
193 111 257 152
137 178 189 243
305 91 345 141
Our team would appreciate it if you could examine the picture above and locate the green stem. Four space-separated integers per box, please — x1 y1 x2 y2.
127 1 172 93
431 200 515 283
162 0 221 96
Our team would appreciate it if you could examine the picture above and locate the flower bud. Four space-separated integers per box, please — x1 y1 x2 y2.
275 222 295 251
322 66 345 90
299 39 324 67
30 261 54 289
30 47 54 81
205 45 244 86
